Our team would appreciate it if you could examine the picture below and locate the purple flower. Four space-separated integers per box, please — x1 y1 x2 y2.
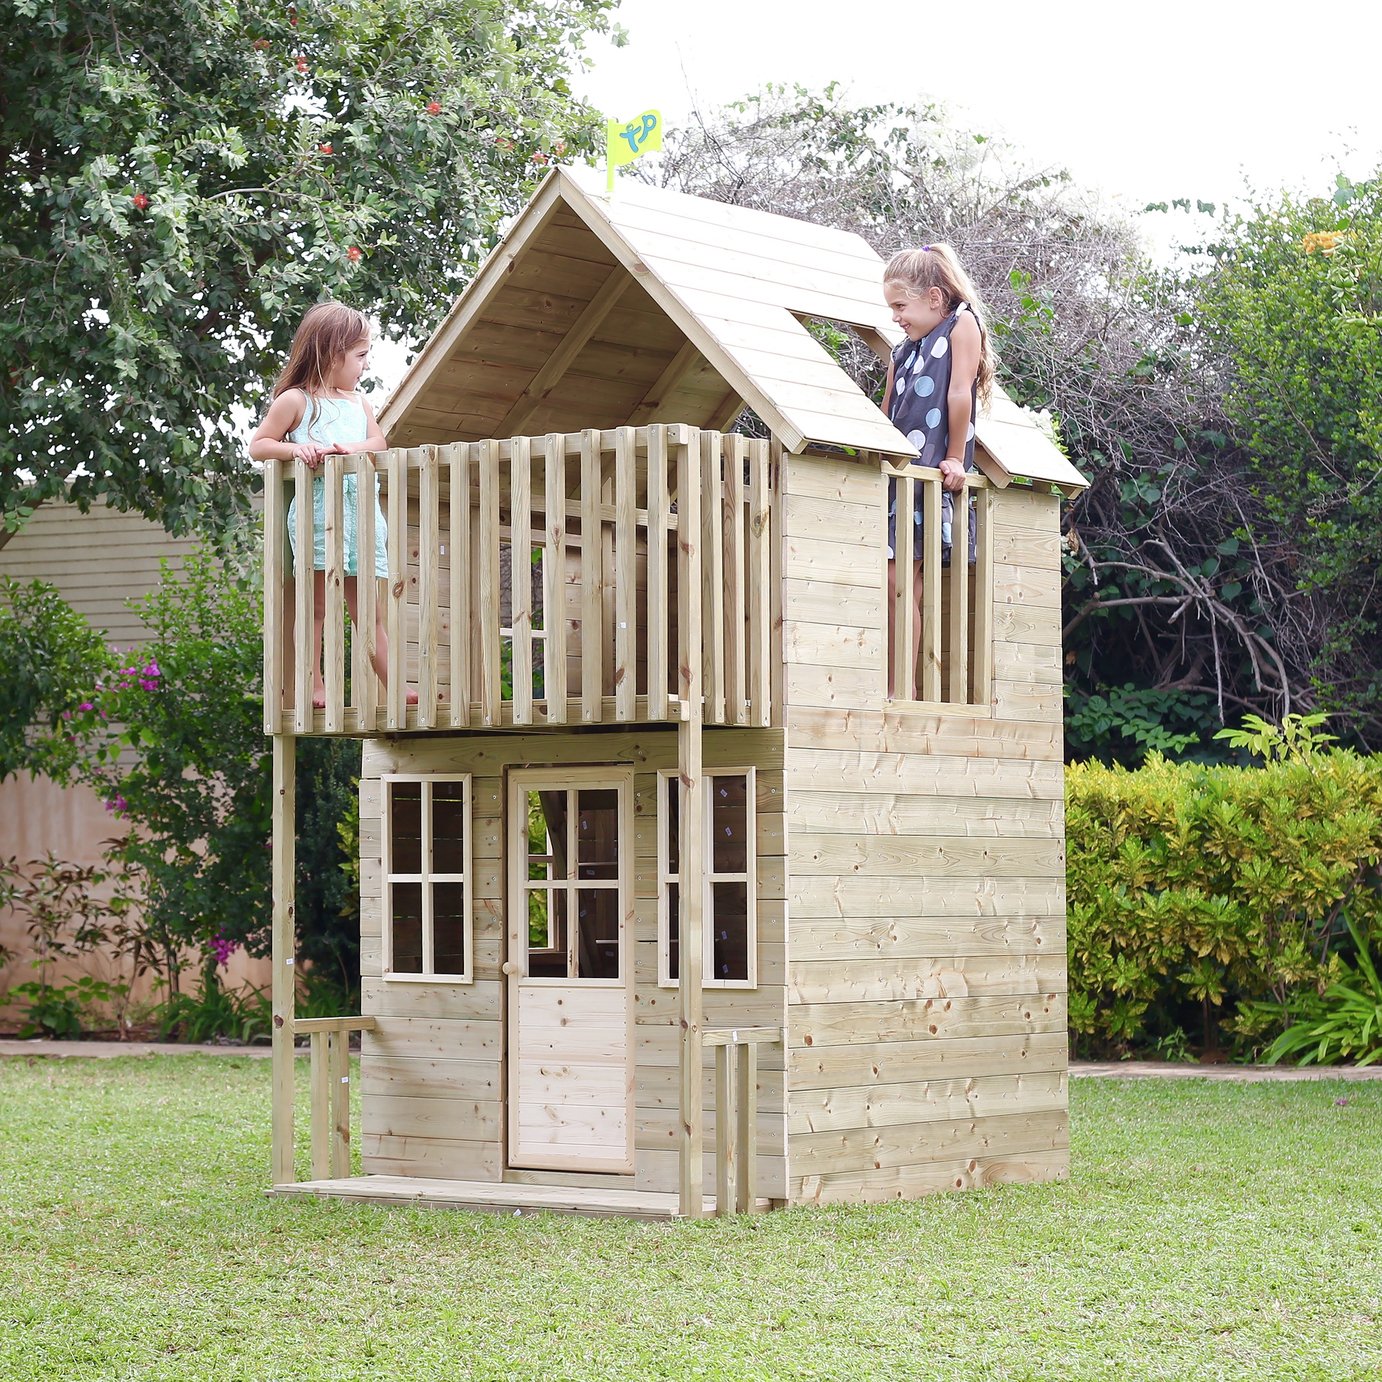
104 795 128 815
79 701 94 712
208 934 240 968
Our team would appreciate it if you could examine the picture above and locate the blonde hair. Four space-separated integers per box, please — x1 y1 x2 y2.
271 302 371 401
885 244 995 406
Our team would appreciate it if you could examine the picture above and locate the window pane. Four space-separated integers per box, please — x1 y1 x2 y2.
391 881 423 973
433 782 466 874
529 889 569 978
666 881 679 981
712 775 749 873
665 781 680 875
433 882 467 975
710 880 750 982
576 788 618 880
576 888 620 979
527 791 553 881
390 782 422 874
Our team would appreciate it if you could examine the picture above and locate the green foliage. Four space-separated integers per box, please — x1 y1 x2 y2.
1066 745 1382 1058
60 545 271 986
1065 683 1219 765
1 0 615 537
156 973 272 1044
1196 173 1382 730
0 579 114 781
1213 710 1338 763
1255 917 1382 1067
5 976 127 1039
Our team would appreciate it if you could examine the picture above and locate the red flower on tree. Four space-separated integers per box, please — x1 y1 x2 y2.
426 100 442 116
131 192 150 211
294 54 308 73
347 245 362 262
318 143 333 155
531 151 549 165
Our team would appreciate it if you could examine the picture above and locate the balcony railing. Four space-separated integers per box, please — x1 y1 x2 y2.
262 426 779 736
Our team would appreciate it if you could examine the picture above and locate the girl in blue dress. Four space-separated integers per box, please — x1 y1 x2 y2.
250 302 414 709
880 244 995 699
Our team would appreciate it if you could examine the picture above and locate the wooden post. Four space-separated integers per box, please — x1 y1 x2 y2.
892 467 916 701
676 430 705 1218
270 734 297 1187
724 433 746 725
478 439 501 725
309 1031 329 1179
746 440 771 728
714 1040 737 1216
699 432 725 726
736 1041 756 1214
329 1030 351 1178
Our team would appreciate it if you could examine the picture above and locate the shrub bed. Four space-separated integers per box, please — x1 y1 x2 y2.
1066 750 1382 1058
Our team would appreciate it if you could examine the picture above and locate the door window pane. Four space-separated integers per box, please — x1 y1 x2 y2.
576 888 620 979
576 788 619 880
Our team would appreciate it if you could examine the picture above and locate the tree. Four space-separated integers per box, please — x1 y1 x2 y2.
1 0 616 543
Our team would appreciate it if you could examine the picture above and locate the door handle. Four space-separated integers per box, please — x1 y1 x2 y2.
501 960 522 976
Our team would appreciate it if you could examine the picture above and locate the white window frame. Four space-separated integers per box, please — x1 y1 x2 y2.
382 773 473 983
657 767 757 990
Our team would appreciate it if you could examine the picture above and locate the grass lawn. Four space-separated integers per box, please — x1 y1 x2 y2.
0 1057 1378 1381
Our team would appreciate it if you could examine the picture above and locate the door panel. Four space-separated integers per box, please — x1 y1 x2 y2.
507 768 633 1174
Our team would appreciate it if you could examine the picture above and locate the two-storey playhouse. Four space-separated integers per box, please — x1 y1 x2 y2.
263 167 1087 1217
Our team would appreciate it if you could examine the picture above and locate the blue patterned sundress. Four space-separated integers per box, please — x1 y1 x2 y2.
285 393 389 579
886 302 978 565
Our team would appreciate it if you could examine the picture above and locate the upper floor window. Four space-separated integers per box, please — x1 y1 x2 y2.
384 775 472 982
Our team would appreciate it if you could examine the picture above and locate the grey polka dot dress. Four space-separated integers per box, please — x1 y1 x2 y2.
886 302 978 564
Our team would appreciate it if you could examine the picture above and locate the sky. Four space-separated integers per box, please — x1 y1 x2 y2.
572 0 1382 225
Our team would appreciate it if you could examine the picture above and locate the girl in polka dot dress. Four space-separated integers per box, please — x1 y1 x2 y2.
881 244 995 698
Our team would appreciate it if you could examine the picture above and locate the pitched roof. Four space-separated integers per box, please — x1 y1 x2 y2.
379 167 1087 492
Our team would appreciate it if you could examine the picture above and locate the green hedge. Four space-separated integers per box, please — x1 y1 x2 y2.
1066 752 1382 1057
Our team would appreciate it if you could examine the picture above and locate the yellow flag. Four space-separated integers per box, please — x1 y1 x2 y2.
606 111 662 172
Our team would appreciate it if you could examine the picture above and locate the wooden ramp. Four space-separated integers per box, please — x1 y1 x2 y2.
269 1175 769 1220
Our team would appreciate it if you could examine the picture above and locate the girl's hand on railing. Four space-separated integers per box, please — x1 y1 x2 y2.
939 458 967 494
289 441 332 469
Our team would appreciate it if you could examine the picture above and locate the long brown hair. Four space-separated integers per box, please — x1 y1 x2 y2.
884 244 995 406
271 302 370 400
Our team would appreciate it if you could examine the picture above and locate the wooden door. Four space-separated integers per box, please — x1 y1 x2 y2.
506 767 634 1173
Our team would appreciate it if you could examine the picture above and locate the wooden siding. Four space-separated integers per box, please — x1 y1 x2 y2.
357 728 789 1198
780 457 1070 1206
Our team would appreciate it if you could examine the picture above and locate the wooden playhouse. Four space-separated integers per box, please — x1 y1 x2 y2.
262 166 1087 1217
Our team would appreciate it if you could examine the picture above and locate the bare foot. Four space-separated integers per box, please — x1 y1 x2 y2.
312 688 327 710
405 688 420 706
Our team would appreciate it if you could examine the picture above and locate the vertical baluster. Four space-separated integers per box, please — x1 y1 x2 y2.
329 1030 351 1179
512 435 533 725
646 426 669 720
947 475 971 705
920 473 943 702
580 428 602 722
478 439 501 725
447 442 470 727
262 459 285 736
310 1030 329 1180
386 449 407 729
415 447 439 727
723 434 746 724
292 460 313 734
892 467 916 701
972 484 995 707
614 426 637 722
699 432 725 725
355 452 378 733
736 1041 756 1214
322 455 346 732
746 441 771 727
715 1041 736 1216
544 434 568 723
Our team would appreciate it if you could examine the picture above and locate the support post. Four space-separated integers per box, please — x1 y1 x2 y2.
270 734 297 1187
676 430 705 1218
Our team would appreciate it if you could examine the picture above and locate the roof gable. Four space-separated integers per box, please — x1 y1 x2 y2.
379 168 1086 491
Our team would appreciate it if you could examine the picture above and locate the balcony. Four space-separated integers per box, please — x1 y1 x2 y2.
261 425 779 737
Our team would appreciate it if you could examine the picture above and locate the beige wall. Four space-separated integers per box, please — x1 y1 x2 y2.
0 501 269 1030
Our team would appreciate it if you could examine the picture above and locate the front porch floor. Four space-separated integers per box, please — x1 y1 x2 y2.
269 1175 772 1220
